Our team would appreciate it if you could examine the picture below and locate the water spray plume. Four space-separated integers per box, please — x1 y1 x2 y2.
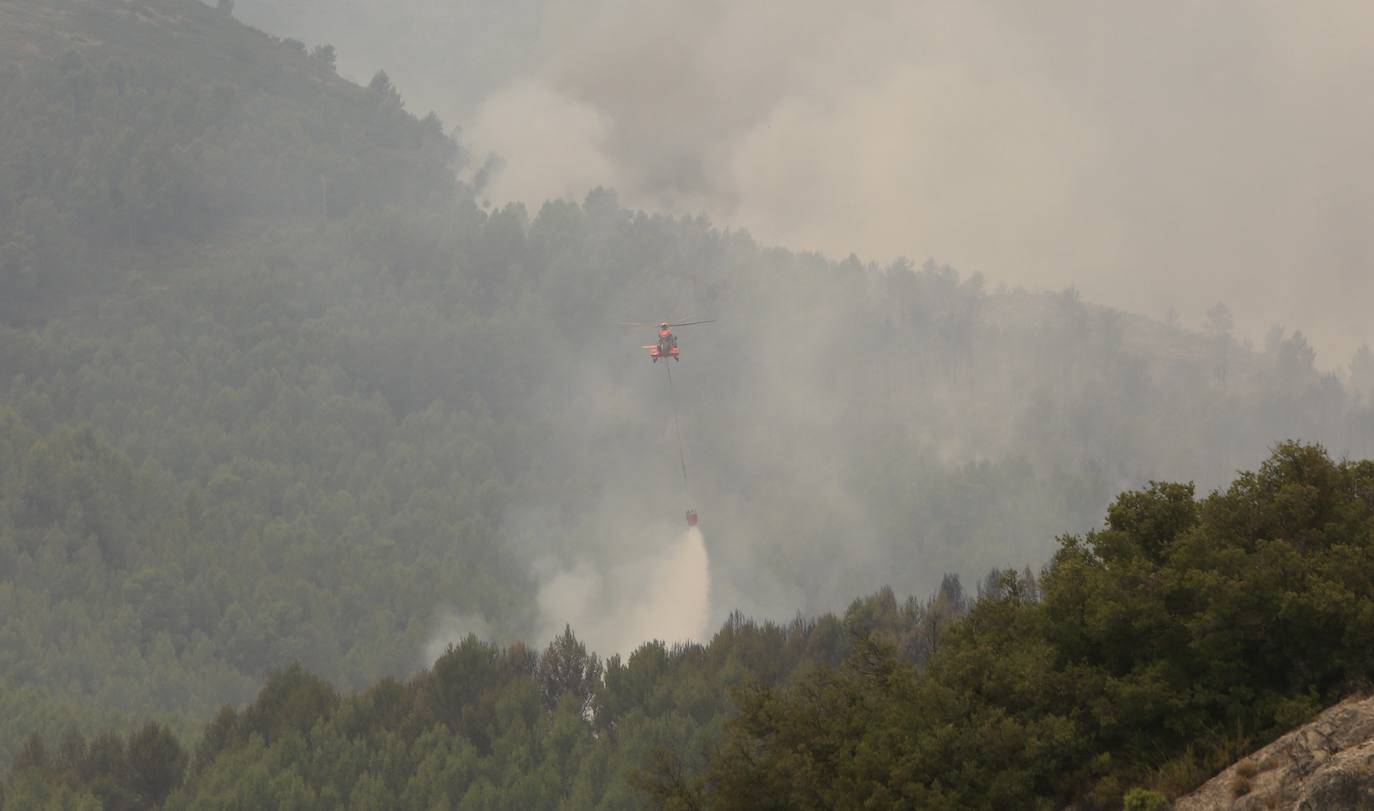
641 527 710 648
534 526 711 657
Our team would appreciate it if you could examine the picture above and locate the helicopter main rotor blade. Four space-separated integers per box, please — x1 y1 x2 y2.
667 320 715 328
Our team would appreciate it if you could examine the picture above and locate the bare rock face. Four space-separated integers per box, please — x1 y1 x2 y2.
1175 695 1374 811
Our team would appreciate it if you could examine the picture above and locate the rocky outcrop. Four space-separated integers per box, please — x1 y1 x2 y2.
1175 694 1374 810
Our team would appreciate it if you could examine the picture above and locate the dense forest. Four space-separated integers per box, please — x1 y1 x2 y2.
5 1 1374 806
9 442 1374 809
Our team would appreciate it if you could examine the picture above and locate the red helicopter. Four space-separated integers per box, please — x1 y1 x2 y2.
621 320 715 362
619 318 714 528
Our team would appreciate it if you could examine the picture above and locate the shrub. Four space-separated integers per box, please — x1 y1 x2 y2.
1122 787 1169 811
1230 775 1252 797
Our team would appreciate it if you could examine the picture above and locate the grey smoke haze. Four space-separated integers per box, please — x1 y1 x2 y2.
221 0 1374 644
423 610 494 667
239 0 1374 368
232 0 544 119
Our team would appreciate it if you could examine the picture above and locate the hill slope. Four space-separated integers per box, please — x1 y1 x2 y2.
7 445 1374 809
0 0 456 320
4 0 1374 779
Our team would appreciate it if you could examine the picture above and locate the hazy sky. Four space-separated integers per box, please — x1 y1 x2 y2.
239 0 1374 367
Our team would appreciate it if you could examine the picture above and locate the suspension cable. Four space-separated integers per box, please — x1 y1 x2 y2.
665 361 689 493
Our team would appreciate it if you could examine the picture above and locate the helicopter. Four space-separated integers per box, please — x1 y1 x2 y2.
620 320 715 362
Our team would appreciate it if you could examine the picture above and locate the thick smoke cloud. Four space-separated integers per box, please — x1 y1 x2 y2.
234 1 1374 363
466 0 1374 366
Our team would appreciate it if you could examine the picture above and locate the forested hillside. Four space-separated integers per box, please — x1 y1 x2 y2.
658 442 1374 809
8 444 1374 809
5 0 1374 786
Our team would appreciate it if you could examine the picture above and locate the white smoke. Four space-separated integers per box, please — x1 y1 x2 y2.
421 609 494 667
459 0 1374 367
467 80 624 205
535 527 711 656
